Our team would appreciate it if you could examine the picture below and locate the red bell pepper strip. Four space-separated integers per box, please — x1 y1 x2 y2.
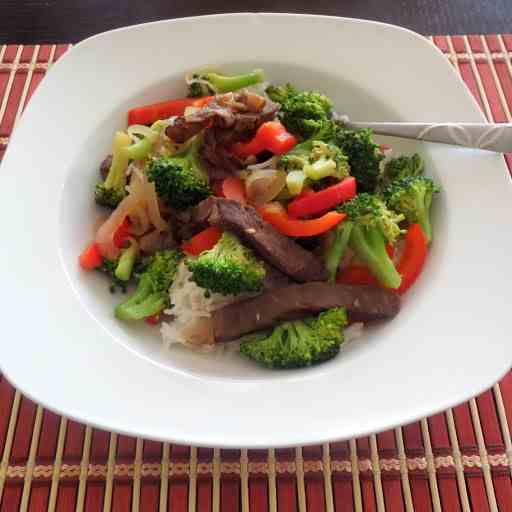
127 96 214 125
192 96 214 108
221 177 247 203
182 227 223 256
231 121 297 158
113 217 131 248
145 313 161 325
396 223 428 294
258 204 345 237
79 242 103 270
295 187 315 200
337 265 377 286
287 177 357 218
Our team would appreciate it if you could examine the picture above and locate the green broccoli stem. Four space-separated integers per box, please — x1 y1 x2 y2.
206 69 265 93
326 221 353 282
115 293 167 321
114 243 138 282
114 276 166 321
304 158 337 180
123 137 153 161
349 225 401 289
418 190 433 244
104 131 132 189
150 120 168 133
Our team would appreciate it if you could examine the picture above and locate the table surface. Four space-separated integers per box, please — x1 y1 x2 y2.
0 0 511 43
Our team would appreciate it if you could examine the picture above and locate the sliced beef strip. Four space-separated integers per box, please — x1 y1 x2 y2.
195 197 328 283
213 282 401 342
165 117 208 144
199 128 245 179
165 92 280 178
185 91 279 131
262 262 292 291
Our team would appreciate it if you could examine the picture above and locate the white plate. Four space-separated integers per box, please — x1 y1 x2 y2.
1 14 511 448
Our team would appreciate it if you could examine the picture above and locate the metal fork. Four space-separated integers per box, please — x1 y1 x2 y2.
341 120 512 153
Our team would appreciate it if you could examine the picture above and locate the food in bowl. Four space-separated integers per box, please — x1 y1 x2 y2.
79 68 440 369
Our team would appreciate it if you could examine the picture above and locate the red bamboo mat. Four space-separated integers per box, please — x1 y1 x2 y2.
1 36 512 511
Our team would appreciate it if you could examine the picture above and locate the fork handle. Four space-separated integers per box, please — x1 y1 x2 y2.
345 122 512 153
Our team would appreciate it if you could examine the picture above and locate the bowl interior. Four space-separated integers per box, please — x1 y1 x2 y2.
59 60 432 381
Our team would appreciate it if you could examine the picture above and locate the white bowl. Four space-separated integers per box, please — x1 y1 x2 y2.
1 14 511 448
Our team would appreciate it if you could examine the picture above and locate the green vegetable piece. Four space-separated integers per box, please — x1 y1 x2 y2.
150 119 169 133
340 193 404 289
115 250 182 321
147 134 211 210
265 83 298 104
334 128 384 193
240 307 348 368
95 131 132 209
286 170 307 196
97 258 127 293
266 83 333 138
123 137 153 161
114 242 138 282
383 175 440 244
325 221 353 282
280 137 349 195
379 153 424 191
186 232 266 296
188 69 265 96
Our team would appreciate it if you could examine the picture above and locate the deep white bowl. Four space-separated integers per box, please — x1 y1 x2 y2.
1 14 511 448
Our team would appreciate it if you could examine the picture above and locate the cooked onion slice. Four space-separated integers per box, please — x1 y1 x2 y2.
95 170 168 259
245 169 286 206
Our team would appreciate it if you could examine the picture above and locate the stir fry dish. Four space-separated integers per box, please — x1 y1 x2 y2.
79 68 440 369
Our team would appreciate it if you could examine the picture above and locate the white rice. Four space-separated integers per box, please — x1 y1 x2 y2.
160 262 251 352
344 322 364 343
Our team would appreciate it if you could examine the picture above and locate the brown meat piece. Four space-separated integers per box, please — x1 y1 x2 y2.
164 92 280 178
165 117 208 144
195 197 327 283
213 283 401 342
199 128 245 179
99 155 112 179
262 263 292 291
185 91 279 132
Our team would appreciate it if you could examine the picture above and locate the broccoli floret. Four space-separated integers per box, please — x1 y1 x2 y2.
266 84 333 138
383 176 440 244
240 307 348 368
115 250 183 321
379 153 424 190
281 139 349 177
187 69 265 96
334 128 384 193
325 221 353 282
147 134 211 210
340 193 404 289
265 83 298 104
186 232 266 295
279 136 349 195
305 141 350 180
95 131 132 208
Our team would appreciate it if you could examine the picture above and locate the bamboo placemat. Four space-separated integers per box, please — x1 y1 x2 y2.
1 36 512 511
